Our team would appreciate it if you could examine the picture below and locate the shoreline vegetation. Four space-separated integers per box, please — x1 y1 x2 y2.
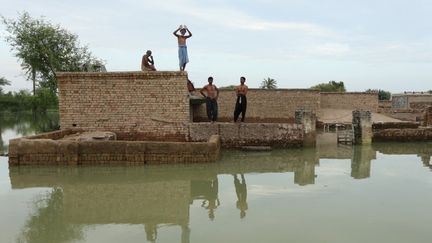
0 88 58 112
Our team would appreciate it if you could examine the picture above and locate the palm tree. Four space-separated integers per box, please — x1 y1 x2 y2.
260 77 277 89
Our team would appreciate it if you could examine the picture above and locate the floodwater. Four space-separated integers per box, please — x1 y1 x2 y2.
1 112 432 243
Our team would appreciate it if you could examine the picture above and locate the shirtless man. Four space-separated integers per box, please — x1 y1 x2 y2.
173 25 192 71
200 77 219 122
234 76 248 122
141 50 156 71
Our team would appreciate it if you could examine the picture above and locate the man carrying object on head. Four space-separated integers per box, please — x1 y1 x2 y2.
173 25 192 71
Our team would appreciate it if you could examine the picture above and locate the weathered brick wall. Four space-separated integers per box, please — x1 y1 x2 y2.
373 128 432 142
410 102 432 110
407 95 432 109
392 95 409 109
8 131 221 166
58 72 190 141
193 89 320 122
372 122 420 130
189 123 304 148
424 106 432 127
392 94 432 109
378 100 392 113
320 92 379 112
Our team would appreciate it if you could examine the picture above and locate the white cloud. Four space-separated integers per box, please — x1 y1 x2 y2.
143 0 335 36
308 43 351 57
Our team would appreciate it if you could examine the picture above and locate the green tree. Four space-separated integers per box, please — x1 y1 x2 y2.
32 88 59 112
365 89 391 100
2 12 103 95
0 77 11 94
311 81 346 92
260 77 277 89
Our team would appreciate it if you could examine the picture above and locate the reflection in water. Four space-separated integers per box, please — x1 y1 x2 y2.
0 125 4 153
0 111 59 153
144 223 157 243
3 115 432 242
9 140 432 242
317 132 432 178
294 160 316 185
421 155 432 171
16 187 84 243
233 174 248 219
192 178 220 221
201 179 219 221
11 167 202 243
0 144 369 243
9 149 321 243
351 145 374 179
372 142 432 172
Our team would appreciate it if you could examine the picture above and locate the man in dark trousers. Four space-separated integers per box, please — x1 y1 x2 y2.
233 174 248 219
234 76 248 122
200 77 219 122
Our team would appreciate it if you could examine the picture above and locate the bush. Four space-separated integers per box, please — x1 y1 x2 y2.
365 89 391 100
311 81 346 92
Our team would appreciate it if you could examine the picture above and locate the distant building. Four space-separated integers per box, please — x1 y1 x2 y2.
391 92 432 109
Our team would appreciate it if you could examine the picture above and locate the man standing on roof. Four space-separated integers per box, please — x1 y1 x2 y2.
173 25 192 71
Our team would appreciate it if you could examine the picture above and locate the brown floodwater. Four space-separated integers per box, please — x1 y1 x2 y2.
1 112 432 243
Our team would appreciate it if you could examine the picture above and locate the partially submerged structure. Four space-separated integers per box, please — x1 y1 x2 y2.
8 71 432 166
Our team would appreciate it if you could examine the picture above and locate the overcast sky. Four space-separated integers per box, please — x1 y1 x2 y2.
1 0 431 92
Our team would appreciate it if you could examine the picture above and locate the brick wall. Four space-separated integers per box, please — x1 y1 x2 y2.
320 92 379 112
58 72 190 141
8 131 221 166
424 106 432 127
373 128 432 142
193 89 320 122
392 95 408 109
378 100 392 113
392 94 432 109
189 123 304 148
407 95 432 109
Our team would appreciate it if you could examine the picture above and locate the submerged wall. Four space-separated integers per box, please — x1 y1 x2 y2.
189 123 304 148
58 72 190 141
8 129 221 166
373 128 432 142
